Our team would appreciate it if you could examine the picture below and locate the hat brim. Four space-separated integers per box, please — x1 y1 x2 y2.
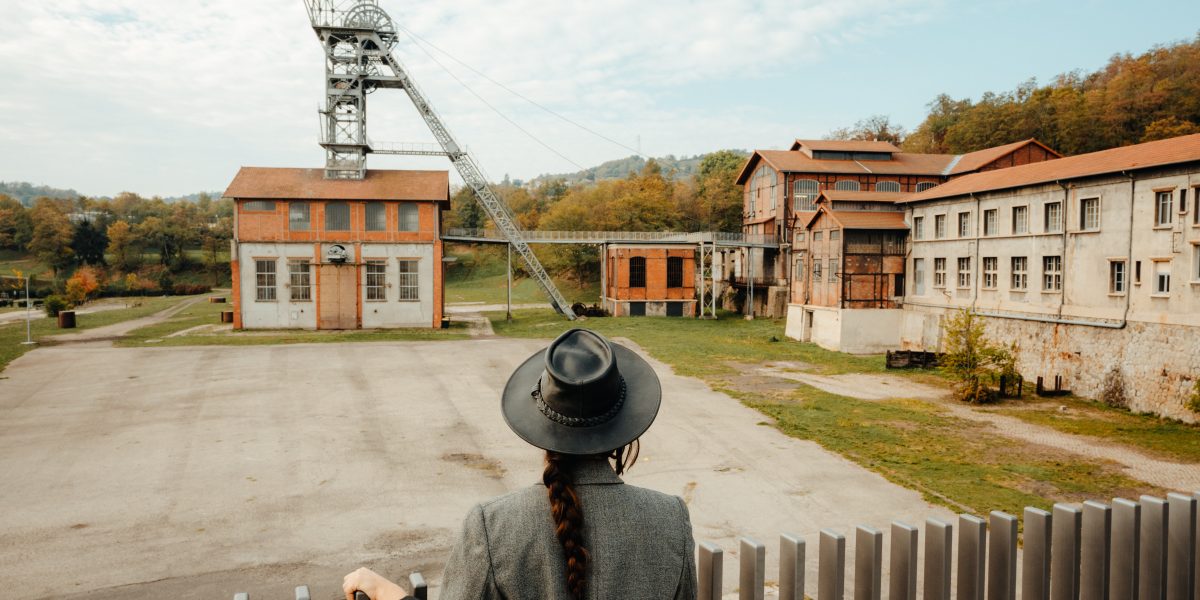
502 341 661 456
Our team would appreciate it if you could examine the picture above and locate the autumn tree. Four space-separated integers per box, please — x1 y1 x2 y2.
106 220 137 271
27 199 76 275
0 194 32 251
826 114 908 145
71 219 108 266
692 150 745 232
65 266 101 305
940 310 1017 404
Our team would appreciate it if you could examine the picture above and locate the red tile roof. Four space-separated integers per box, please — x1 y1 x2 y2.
224 167 450 206
947 139 1062 174
903 134 1200 203
803 206 908 230
790 139 901 153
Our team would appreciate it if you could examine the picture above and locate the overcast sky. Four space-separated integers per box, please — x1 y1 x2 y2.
1 0 1197 197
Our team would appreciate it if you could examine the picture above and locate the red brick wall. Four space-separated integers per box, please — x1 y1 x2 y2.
235 200 440 243
976 144 1058 173
605 246 695 302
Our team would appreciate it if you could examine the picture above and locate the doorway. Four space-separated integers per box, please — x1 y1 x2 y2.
318 263 358 329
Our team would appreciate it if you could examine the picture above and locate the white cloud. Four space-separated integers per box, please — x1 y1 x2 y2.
0 0 938 195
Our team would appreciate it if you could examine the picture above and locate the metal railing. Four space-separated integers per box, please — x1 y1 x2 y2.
697 491 1199 600
443 228 779 247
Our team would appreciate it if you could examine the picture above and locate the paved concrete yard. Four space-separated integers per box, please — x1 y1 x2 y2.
0 339 950 599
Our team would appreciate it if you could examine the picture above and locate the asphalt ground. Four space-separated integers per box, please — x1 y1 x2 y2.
0 338 949 599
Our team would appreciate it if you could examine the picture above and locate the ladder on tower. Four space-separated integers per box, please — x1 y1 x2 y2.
304 0 576 319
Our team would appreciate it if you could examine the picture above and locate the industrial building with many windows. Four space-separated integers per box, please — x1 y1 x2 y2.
225 167 450 330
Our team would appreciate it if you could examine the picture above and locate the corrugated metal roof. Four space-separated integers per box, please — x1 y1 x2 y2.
741 150 957 181
224 167 450 205
903 134 1200 203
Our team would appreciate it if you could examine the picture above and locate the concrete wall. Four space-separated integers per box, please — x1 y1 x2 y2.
786 304 902 354
606 299 696 317
359 243 436 328
237 243 319 330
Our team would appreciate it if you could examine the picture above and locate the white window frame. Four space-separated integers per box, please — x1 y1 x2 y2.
982 257 998 289
1192 244 1200 282
913 258 925 295
958 212 972 238
813 260 823 283
1042 255 1062 292
255 258 277 302
288 259 312 301
1155 190 1173 227
933 257 946 288
828 258 838 282
1012 206 1028 235
1044 201 1062 233
1011 256 1028 291
397 258 420 301
913 216 925 240
1108 259 1126 295
983 209 997 236
793 179 819 212
934 214 946 239
365 259 387 301
957 257 972 289
1080 197 1101 231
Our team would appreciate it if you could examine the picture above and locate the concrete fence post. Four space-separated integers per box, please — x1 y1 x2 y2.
1052 503 1082 600
924 518 953 600
987 511 1018 600
1141 496 1169 600
856 526 883 600
1111 498 1142 600
699 541 724 600
780 533 806 600
1024 508 1053 600
958 515 987 600
821 529 847 600
1166 493 1196 600
409 572 428 600
1082 501 1113 600
889 522 918 600
295 585 310 600
740 537 766 600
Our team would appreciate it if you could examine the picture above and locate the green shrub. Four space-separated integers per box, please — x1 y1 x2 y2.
44 295 70 317
1188 379 1200 414
940 309 1014 404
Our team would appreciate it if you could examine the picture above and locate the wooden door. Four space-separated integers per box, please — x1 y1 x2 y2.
318 264 358 329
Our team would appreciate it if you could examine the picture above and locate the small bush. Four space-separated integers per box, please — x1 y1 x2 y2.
1100 367 1130 409
171 283 211 296
940 309 1014 404
44 295 70 317
1188 379 1200 414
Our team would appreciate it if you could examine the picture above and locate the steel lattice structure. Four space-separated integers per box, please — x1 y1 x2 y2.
303 0 576 318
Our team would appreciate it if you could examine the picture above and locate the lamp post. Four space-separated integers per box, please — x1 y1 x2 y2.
2 273 35 345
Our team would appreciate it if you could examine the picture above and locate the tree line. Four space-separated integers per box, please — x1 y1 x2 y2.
445 150 747 287
0 192 232 300
828 33 1200 155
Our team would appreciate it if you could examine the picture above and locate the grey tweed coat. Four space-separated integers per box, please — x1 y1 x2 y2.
438 458 697 599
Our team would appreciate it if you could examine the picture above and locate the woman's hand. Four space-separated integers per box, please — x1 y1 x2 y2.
342 566 409 600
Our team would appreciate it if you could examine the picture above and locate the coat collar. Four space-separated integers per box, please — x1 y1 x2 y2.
565 457 624 486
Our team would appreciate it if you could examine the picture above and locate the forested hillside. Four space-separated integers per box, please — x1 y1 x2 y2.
833 34 1200 156
528 151 746 186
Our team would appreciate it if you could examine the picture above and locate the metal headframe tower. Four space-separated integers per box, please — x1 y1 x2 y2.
303 0 576 318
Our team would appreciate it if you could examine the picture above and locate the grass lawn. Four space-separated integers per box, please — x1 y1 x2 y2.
0 295 196 372
118 295 470 347
487 308 1165 518
987 396 1200 465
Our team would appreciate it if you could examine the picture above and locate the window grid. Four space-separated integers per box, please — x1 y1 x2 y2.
982 257 998 289
1044 202 1062 233
666 257 684 288
1155 269 1171 294
629 256 646 288
288 259 311 301
397 259 420 301
1011 257 1028 290
875 181 901 192
244 200 275 212
913 216 925 240
399 204 420 232
828 259 837 282
983 209 997 236
813 261 822 283
957 257 972 288
830 230 841 241
834 180 860 191
958 212 972 237
1042 256 1062 291
933 258 946 288
913 258 925 295
1109 261 1126 294
255 259 277 301
793 179 819 212
289 202 311 231
1012 206 1028 234
366 202 387 231
365 260 387 301
915 182 937 192
1080 198 1100 231
325 202 350 231
934 214 946 239
1154 191 1173 226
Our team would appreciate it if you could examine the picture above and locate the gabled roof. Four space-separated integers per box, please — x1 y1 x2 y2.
789 139 901 153
224 167 451 206
803 204 909 230
947 139 1062 175
903 133 1200 203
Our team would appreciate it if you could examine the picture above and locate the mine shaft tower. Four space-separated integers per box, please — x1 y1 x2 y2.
304 0 576 318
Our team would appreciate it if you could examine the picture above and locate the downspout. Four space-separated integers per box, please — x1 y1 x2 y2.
970 192 981 312
1119 171 1136 326
1055 181 1070 320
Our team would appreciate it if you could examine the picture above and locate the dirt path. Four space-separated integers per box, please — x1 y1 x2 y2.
0 298 130 325
44 296 207 345
751 363 1200 491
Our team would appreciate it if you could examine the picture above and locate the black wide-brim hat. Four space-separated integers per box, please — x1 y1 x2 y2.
502 328 662 456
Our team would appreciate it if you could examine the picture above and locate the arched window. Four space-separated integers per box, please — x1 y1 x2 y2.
834 180 860 191
629 256 646 288
793 179 819 212
875 181 901 192
915 182 937 192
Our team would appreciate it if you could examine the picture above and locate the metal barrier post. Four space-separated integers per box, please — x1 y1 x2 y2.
1052 503 1082 600
987 512 1017 600
699 541 724 600
740 537 766 600
1141 496 1169 600
1111 498 1142 600
820 529 847 600
1023 508 1053 600
924 518 953 600
957 515 987 600
889 522 918 600
855 526 883 600
780 533 806 600
1081 501 1113 600
1166 493 1196 600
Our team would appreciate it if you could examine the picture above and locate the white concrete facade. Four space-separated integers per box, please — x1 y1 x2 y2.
785 304 903 354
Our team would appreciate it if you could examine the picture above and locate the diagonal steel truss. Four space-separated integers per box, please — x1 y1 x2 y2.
304 0 576 319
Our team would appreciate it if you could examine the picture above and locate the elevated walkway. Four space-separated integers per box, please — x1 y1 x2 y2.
442 228 779 248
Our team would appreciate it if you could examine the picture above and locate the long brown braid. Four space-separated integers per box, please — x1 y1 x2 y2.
543 440 640 600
